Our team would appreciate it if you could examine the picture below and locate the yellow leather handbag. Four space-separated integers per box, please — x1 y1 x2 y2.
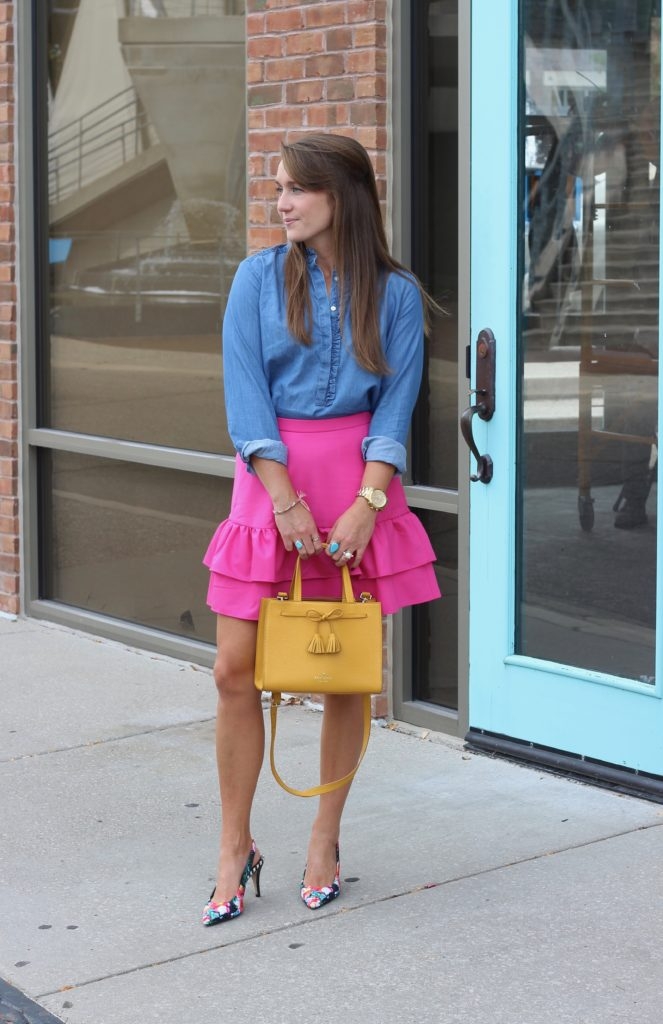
254 557 383 797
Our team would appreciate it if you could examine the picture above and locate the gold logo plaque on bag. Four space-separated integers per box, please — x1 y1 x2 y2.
254 557 383 797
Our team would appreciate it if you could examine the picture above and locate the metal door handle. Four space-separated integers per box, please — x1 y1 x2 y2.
460 328 496 484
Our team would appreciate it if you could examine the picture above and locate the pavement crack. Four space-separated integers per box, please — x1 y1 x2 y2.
0 718 216 764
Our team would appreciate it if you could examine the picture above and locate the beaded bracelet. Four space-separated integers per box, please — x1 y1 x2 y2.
273 492 310 517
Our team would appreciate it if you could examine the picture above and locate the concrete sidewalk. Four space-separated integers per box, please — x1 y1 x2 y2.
2 615 663 1024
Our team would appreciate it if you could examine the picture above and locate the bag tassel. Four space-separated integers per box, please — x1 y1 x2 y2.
326 627 341 654
307 630 326 654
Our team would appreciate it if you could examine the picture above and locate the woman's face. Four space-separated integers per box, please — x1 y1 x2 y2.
275 161 334 253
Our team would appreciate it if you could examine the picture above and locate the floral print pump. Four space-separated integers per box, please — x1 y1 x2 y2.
202 841 264 926
300 844 341 910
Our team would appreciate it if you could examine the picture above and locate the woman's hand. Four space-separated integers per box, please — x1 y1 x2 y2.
326 500 377 569
275 504 324 559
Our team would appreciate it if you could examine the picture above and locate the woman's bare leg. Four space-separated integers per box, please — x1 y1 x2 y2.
303 693 365 887
211 614 264 903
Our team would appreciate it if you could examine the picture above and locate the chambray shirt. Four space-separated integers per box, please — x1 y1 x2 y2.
222 244 424 474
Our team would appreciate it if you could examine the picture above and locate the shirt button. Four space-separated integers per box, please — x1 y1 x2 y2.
330 305 337 312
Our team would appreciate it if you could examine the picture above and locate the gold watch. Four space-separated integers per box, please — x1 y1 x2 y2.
357 486 388 511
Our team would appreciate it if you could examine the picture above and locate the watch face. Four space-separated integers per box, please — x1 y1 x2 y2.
371 489 388 509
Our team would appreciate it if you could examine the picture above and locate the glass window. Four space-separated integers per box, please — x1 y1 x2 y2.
518 1 660 682
41 451 231 642
411 0 459 493
45 0 246 453
410 0 459 711
412 510 458 709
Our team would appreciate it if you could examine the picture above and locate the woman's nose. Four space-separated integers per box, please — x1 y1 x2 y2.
277 191 291 212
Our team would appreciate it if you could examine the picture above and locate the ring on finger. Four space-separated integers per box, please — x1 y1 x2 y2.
294 539 304 551
342 550 353 561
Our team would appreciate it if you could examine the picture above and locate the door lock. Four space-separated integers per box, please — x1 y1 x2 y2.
460 328 496 484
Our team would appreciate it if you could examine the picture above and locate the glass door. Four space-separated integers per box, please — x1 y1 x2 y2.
468 0 663 776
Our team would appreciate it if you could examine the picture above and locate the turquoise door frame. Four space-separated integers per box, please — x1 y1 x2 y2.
468 0 663 775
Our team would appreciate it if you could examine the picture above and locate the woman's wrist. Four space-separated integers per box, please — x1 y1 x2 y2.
273 491 310 517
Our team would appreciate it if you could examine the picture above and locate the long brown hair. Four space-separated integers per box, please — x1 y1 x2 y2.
280 133 432 376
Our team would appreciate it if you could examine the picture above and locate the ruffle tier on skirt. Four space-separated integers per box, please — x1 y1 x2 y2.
204 413 441 620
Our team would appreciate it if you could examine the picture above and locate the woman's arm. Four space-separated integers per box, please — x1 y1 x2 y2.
223 258 288 471
361 274 425 473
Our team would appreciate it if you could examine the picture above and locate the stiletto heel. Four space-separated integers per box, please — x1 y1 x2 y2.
300 844 340 910
251 858 263 898
202 841 264 926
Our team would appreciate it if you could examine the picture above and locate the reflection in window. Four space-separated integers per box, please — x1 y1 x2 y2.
410 0 459 711
518 2 659 682
45 0 246 452
42 451 231 642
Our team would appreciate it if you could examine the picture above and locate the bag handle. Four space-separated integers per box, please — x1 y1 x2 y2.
289 556 355 604
268 692 371 797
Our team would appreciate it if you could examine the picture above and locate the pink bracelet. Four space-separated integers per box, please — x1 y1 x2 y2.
273 492 310 517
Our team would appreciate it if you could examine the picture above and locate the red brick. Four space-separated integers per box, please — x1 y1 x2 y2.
248 83 283 106
265 105 305 128
250 177 283 200
247 34 282 59
0 531 18 555
350 101 386 126
285 79 324 104
354 74 387 99
326 77 355 102
0 422 17 443
0 381 16 400
347 1 387 22
265 57 306 81
371 693 389 719
248 226 286 253
249 201 270 226
353 23 387 47
0 571 19 595
345 48 386 74
305 2 347 27
246 11 266 33
284 30 324 55
247 61 265 84
265 9 305 32
305 54 345 77
0 553 18 573
0 594 19 615
248 129 288 152
326 27 352 51
248 108 266 129
0 495 17 516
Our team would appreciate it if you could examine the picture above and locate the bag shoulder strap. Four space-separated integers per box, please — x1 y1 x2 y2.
269 693 372 798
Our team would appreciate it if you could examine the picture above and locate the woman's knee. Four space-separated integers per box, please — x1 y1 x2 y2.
213 615 258 698
212 653 255 699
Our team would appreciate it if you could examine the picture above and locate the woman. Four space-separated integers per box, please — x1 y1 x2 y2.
202 133 440 925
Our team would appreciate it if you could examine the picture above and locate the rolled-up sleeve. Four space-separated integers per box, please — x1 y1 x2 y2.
362 275 424 473
222 257 288 471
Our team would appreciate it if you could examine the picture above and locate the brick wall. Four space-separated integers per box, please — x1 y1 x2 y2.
246 0 387 255
0 0 16 617
246 0 390 715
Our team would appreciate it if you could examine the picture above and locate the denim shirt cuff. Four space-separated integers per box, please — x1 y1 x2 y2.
361 435 407 475
239 439 288 474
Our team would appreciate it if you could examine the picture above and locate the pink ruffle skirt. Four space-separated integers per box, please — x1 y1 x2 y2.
203 412 441 620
